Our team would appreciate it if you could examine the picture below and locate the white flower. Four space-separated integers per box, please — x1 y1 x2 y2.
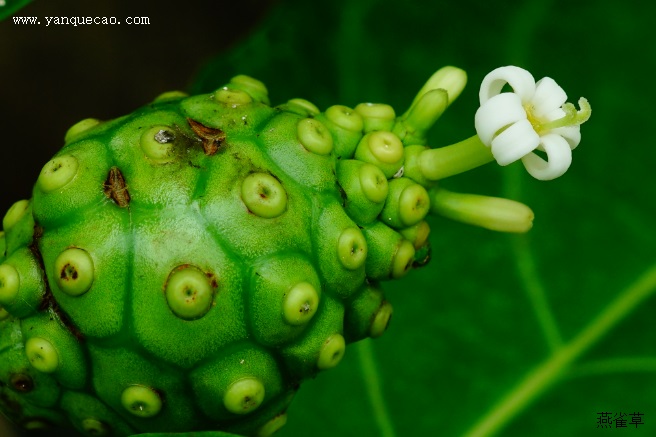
474 66 591 180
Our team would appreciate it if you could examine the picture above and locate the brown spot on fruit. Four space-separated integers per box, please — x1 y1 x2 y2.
187 118 226 156
60 263 78 280
103 167 130 208
9 373 34 393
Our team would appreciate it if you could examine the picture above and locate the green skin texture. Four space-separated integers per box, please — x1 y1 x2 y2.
0 76 437 437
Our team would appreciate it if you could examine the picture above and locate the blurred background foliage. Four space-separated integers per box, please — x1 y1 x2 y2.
1 0 655 436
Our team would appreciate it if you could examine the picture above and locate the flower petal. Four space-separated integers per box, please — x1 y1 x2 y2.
489 119 541 166
521 134 572 180
479 66 536 105
531 77 567 118
551 125 581 149
474 93 527 146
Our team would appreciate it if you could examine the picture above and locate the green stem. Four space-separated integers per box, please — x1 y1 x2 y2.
461 261 656 437
419 135 494 181
356 339 397 437
510 235 563 352
566 356 656 379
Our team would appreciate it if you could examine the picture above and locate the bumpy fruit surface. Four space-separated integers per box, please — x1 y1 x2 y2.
0 75 439 436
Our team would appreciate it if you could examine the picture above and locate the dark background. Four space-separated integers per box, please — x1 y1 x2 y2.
0 0 275 213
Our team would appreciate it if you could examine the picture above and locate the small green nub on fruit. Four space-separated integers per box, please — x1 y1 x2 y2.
64 118 100 143
257 413 288 437
153 90 189 103
0 263 20 305
230 75 270 104
140 126 177 164
297 118 334 155
400 221 431 249
121 385 162 418
355 103 396 133
80 418 110 436
392 240 415 279
241 173 287 218
165 265 214 320
25 337 59 373
355 131 404 178
368 131 404 164
359 163 388 204
370 301 393 338
214 87 253 106
54 247 94 297
22 419 51 430
285 98 320 116
398 184 430 226
37 155 79 193
325 105 364 132
381 178 430 228
317 333 346 370
223 378 265 415
283 282 319 326
337 227 367 270
0 305 9 321
2 199 30 230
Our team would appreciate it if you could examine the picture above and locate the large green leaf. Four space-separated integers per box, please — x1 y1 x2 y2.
0 0 33 21
194 0 656 436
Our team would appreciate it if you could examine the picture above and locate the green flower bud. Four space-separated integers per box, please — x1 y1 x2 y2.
396 88 448 145
429 187 534 233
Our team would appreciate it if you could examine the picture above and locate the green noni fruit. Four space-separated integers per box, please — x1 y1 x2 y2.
0 66 590 436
